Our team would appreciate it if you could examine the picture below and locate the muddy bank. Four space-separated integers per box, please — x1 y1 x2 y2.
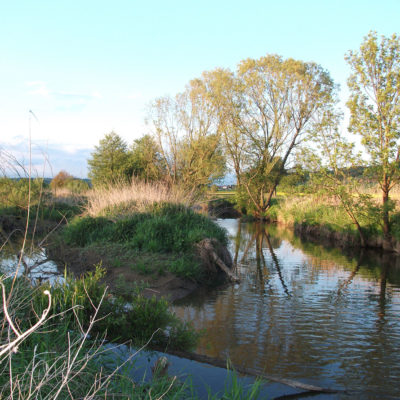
48 237 235 303
0 214 60 239
289 222 400 253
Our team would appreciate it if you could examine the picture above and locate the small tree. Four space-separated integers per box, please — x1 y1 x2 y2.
88 132 131 186
130 134 164 181
50 170 73 190
346 31 400 248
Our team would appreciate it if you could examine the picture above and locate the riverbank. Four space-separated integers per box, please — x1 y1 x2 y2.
212 194 400 253
52 202 233 301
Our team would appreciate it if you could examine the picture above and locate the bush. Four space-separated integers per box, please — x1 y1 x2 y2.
50 170 74 189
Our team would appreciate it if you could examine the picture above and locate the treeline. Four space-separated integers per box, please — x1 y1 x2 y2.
87 32 400 247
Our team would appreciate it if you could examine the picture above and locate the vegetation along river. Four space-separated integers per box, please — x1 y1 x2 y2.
173 219 400 399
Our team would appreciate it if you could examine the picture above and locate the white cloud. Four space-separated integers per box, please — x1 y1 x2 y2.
28 82 50 97
25 82 102 104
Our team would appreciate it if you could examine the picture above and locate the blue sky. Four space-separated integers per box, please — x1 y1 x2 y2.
1 0 399 177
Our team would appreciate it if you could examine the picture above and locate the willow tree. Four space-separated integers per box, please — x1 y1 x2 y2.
147 78 225 193
206 55 337 218
346 32 400 248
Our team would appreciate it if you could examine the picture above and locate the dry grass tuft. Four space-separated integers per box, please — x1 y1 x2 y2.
51 187 87 206
86 179 194 217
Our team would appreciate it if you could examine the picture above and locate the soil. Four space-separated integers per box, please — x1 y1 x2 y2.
47 239 232 303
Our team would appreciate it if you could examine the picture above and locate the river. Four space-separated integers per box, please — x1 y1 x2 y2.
173 219 400 399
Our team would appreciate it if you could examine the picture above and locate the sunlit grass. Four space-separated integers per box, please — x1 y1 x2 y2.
86 179 193 217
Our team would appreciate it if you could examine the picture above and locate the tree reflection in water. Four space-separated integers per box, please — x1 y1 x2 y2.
173 219 400 398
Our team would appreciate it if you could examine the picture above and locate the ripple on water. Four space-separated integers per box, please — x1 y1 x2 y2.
173 220 400 398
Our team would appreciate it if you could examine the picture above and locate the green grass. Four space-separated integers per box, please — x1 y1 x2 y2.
0 272 264 399
267 194 400 243
62 203 228 282
64 204 227 251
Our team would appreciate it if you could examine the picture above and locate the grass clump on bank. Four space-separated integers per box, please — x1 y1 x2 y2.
0 272 197 399
36 266 199 349
63 203 228 282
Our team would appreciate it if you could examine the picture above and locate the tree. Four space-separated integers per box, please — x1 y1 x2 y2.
205 55 337 218
201 68 247 186
147 78 226 193
301 109 372 246
130 134 164 181
346 32 400 248
88 132 131 186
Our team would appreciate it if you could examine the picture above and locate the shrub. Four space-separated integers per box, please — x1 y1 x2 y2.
50 170 74 189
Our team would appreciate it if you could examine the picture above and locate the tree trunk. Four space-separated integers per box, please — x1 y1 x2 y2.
382 188 392 251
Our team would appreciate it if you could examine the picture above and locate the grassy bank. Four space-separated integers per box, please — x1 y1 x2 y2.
212 189 400 250
63 204 227 281
0 272 262 399
59 181 228 285
268 195 400 244
0 179 261 399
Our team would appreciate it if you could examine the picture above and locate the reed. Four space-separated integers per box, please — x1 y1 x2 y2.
86 179 193 217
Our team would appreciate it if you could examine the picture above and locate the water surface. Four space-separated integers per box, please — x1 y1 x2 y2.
173 220 400 399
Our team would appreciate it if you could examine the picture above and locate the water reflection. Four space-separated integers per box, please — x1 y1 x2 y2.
0 241 63 284
173 220 400 399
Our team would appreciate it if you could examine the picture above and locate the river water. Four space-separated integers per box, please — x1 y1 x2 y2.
173 219 400 399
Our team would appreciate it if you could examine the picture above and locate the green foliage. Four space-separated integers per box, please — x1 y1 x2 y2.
28 265 199 348
0 177 44 209
88 131 132 186
169 255 201 280
0 272 200 399
36 202 82 221
278 169 309 194
64 178 89 193
130 134 165 181
63 204 227 282
346 31 400 240
63 216 113 246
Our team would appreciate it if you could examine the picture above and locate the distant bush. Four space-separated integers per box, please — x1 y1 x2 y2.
50 170 74 189
51 170 89 194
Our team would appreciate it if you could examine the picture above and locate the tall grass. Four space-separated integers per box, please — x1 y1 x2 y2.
270 195 371 235
86 179 194 217
0 273 191 399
